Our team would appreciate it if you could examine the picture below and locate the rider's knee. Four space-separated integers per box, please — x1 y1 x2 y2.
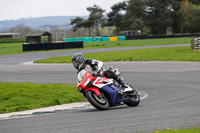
103 69 119 80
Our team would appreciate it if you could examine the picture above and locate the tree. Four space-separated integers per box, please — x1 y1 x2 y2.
106 2 127 31
70 17 93 37
70 17 85 32
70 5 105 36
4 24 33 37
189 3 200 32
170 0 182 34
121 0 146 32
87 5 106 36
177 0 191 33
189 0 200 5
145 0 173 34
82 19 94 37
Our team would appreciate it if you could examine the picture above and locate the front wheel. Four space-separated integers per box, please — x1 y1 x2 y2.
125 89 140 107
86 90 109 110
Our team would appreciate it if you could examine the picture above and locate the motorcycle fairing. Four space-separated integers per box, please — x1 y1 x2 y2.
100 85 122 105
85 87 100 96
77 70 93 89
92 77 114 88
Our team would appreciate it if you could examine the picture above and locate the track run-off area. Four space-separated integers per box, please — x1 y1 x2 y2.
0 44 200 133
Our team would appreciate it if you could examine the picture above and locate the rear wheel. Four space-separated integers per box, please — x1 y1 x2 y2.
86 90 109 110
125 89 140 107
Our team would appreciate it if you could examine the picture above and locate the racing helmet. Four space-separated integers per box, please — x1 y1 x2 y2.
71 53 85 70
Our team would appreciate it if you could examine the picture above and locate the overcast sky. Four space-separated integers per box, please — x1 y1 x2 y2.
0 0 125 21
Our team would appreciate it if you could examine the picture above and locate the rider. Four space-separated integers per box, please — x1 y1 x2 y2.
71 53 132 93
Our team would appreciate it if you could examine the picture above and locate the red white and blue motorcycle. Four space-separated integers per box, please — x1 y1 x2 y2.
76 69 140 110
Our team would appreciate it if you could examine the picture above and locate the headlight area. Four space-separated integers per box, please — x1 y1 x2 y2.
78 87 83 92
84 78 90 87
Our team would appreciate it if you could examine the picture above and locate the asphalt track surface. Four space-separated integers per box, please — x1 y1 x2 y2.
1 44 200 133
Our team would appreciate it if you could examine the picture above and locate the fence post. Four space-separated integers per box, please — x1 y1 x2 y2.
191 37 195 50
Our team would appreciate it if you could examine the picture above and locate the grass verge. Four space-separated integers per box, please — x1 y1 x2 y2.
84 37 191 48
151 127 200 133
0 43 24 55
34 46 200 63
0 37 191 55
0 82 86 113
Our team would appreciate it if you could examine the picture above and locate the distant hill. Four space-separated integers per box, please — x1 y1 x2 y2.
0 16 88 32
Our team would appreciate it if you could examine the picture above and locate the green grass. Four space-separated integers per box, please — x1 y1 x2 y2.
0 37 191 55
0 43 23 55
0 82 86 113
151 127 200 133
34 46 200 63
84 37 191 48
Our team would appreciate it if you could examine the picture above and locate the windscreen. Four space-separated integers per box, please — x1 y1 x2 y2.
77 70 86 81
85 65 93 74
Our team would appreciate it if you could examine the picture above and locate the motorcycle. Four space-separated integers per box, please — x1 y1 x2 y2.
76 69 140 110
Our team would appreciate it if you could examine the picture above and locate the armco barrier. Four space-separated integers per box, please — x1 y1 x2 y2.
22 41 83 52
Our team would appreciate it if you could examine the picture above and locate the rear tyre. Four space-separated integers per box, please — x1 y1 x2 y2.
86 90 109 110
125 89 140 107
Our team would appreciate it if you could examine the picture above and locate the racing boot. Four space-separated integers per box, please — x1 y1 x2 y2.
117 78 133 93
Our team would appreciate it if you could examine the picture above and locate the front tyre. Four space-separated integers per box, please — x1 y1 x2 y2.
125 89 140 107
86 90 109 110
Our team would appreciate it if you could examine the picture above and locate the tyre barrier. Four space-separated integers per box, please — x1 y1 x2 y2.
22 41 83 52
